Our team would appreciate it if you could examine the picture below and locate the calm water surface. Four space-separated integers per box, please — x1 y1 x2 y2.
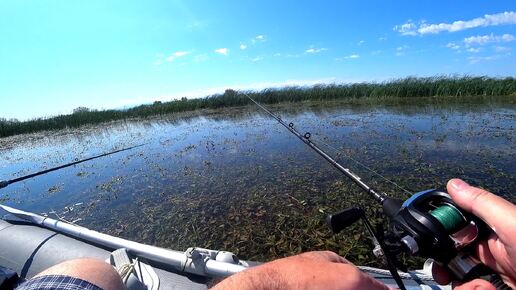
0 101 514 265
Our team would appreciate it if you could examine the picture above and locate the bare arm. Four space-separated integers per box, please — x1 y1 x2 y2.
211 251 389 290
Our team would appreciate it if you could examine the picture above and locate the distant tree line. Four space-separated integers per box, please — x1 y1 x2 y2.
1 76 515 138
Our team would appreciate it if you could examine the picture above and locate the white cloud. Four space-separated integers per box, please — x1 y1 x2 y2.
251 35 267 44
467 47 482 53
215 48 228 55
273 53 281 57
357 40 365 45
395 45 409 56
395 11 516 35
153 53 165 66
371 50 383 55
446 42 461 50
464 33 515 46
396 45 408 53
464 35 491 45
166 51 189 62
494 46 512 52
394 21 418 36
187 20 207 31
240 43 247 50
378 37 387 41
193 53 209 62
250 56 263 62
336 54 360 60
468 54 502 64
305 47 328 54
153 59 164 66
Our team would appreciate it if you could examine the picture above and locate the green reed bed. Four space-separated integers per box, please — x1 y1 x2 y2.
1 76 515 138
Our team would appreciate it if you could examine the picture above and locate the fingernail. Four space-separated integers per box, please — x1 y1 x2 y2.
474 286 489 290
451 179 469 191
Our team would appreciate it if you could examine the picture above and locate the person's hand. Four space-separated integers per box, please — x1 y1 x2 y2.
432 179 516 289
211 251 389 290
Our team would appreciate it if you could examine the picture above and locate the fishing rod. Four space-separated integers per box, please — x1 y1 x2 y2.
246 95 387 205
0 143 146 189
246 94 509 290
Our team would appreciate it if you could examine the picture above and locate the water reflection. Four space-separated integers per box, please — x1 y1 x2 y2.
0 100 514 265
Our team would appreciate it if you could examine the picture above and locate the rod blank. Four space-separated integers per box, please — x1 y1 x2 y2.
245 94 386 204
0 144 146 189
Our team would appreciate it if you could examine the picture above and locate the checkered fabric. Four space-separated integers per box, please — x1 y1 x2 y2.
16 275 103 290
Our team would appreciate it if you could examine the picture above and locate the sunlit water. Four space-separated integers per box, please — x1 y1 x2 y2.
0 101 514 264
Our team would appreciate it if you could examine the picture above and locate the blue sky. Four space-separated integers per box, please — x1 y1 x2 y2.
0 1 515 120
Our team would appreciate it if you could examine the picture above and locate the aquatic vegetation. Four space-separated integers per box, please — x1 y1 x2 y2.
1 76 515 138
0 100 514 268
47 184 63 195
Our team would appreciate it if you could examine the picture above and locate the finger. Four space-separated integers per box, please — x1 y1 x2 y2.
298 251 350 264
453 278 496 290
357 272 392 290
334 264 391 290
447 179 516 242
431 263 451 285
475 236 504 273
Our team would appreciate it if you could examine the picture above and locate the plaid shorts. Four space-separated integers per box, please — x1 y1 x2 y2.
16 275 103 290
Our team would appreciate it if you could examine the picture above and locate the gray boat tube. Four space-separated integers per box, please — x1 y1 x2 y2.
0 204 248 277
1 204 450 289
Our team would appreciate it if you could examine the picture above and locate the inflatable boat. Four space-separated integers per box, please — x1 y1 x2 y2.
0 204 448 290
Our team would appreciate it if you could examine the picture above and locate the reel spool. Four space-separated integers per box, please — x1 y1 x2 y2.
430 204 467 233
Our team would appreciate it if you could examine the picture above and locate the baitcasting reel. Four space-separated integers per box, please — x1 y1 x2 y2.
328 189 509 290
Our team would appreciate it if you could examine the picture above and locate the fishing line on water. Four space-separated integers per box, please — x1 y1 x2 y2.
240 91 412 197
310 133 413 197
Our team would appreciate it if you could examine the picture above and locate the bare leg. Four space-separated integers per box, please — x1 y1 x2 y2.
33 258 125 290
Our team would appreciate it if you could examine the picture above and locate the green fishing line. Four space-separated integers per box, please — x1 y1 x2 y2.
430 205 464 233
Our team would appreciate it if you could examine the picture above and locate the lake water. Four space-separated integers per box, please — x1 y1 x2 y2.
0 100 514 265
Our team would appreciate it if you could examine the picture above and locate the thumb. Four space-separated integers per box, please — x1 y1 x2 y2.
447 179 516 242
454 278 497 290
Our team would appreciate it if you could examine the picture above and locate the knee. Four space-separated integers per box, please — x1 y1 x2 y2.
35 258 125 290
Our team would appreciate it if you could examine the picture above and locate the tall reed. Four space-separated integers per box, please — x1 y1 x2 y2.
1 76 514 138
